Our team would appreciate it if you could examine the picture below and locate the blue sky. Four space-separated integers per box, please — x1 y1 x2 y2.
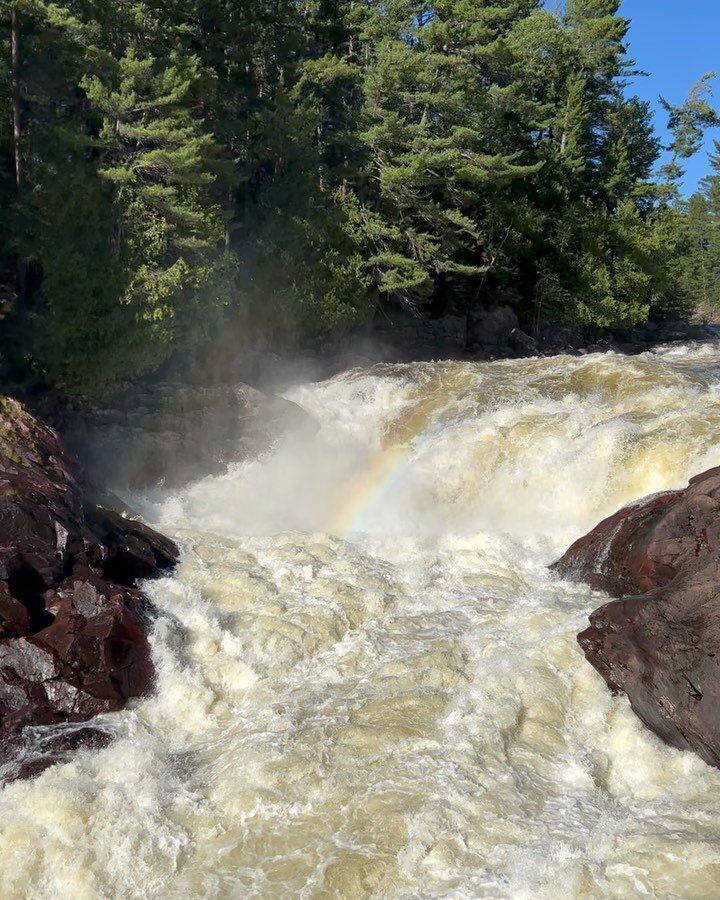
622 0 720 193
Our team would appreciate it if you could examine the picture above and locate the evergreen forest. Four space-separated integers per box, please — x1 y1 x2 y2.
2 0 720 396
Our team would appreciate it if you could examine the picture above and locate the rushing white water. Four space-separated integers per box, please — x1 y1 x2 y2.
4 346 720 899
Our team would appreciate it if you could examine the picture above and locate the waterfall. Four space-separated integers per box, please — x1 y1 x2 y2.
2 345 720 898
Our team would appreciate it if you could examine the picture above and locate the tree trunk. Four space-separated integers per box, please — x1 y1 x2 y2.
10 4 28 309
560 95 569 156
10 5 21 189
348 2 354 56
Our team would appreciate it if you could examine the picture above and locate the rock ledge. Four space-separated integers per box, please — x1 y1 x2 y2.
0 397 178 777
553 467 720 767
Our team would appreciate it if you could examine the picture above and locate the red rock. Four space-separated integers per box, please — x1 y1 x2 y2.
553 467 720 767
0 397 178 778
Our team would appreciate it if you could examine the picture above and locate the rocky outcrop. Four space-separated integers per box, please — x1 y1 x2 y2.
366 306 717 364
553 467 720 767
369 313 469 360
467 306 520 350
64 381 318 489
0 397 178 778
509 327 538 356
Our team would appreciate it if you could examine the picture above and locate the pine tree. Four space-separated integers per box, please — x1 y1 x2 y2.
0 0 110 383
1 0 718 394
659 74 720 199
0 0 237 394
82 47 234 347
0 7 16 298
347 0 542 308
677 143 720 319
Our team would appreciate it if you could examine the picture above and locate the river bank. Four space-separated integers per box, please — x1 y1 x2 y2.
0 398 178 781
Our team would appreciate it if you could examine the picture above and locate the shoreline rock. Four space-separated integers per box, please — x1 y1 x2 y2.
367 308 717 363
63 380 318 490
0 397 178 779
553 468 720 768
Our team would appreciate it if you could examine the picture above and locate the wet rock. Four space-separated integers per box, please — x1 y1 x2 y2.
508 328 538 357
84 504 178 583
655 320 694 342
0 723 114 781
0 397 178 776
64 381 318 489
616 320 711 347
553 467 720 767
478 344 515 360
369 312 470 361
467 306 519 349
437 315 468 347
536 324 587 354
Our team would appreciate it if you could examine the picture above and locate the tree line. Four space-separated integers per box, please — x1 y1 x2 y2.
1 0 720 396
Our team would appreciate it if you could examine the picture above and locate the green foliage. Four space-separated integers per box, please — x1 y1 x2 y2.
1 0 719 399
660 75 720 192
669 144 720 321
0 0 236 396
82 46 235 356
351 3 542 306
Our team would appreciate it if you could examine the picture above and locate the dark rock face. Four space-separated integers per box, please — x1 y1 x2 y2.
0 397 178 776
64 381 318 489
364 308 716 364
553 467 720 767
508 327 538 356
467 306 519 349
536 324 587 354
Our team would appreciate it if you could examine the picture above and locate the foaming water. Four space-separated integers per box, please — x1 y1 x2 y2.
3 346 720 898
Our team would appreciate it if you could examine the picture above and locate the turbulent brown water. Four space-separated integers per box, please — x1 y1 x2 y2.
3 346 720 898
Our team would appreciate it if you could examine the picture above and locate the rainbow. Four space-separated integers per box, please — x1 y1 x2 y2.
326 444 411 536
326 368 470 536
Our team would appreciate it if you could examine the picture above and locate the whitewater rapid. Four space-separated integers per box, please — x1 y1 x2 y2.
3 346 720 898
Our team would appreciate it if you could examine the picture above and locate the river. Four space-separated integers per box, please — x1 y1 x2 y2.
2 346 720 898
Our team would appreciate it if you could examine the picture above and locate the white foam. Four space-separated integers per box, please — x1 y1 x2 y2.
2 346 720 898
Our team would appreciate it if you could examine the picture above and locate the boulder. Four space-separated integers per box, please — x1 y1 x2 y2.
467 306 519 349
535 324 587 354
655 320 694 343
508 328 538 357
553 467 720 767
0 397 178 778
430 315 467 350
